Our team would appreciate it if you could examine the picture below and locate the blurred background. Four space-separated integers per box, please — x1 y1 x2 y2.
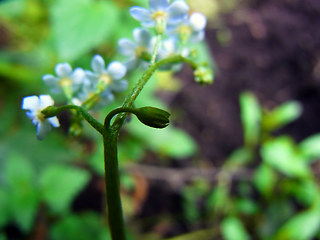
1 0 320 239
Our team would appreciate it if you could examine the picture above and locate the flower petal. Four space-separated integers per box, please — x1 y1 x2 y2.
91 55 105 74
22 96 39 110
110 80 128 92
71 68 86 84
124 57 140 70
118 39 136 56
47 116 60 128
39 95 54 109
107 61 127 80
149 0 169 11
42 74 59 87
37 121 51 140
130 7 152 22
55 63 72 77
133 28 151 47
167 0 189 24
189 12 206 32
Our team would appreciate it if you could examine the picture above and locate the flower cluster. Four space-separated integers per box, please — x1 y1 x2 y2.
22 0 211 139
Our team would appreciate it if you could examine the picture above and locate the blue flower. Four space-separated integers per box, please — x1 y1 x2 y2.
22 95 60 140
168 12 207 43
72 55 127 109
42 63 85 98
118 28 152 70
130 0 189 34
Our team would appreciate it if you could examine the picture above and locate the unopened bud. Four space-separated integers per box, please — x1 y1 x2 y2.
194 66 214 85
134 107 170 128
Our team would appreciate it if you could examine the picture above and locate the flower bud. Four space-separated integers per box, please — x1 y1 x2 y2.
134 107 170 128
194 66 214 85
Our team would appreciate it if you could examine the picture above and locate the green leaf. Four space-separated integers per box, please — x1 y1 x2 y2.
225 148 253 168
221 217 250 240
239 92 261 147
50 212 110 240
275 206 320 240
261 136 310 178
4 152 38 232
39 164 90 213
50 0 119 60
253 164 276 197
299 134 320 163
262 101 302 132
127 119 197 158
206 185 229 212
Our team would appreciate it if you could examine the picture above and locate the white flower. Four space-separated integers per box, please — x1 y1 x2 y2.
22 95 60 140
130 0 189 34
118 28 152 69
42 63 85 97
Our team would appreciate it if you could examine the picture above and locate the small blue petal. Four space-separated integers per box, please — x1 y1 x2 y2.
55 63 72 78
22 95 39 110
91 55 105 74
48 116 60 128
133 28 151 47
107 62 127 80
118 39 136 56
167 0 189 24
149 0 169 11
110 80 128 92
130 7 152 22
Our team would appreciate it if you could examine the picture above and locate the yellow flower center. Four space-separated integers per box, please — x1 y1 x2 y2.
59 77 72 87
135 46 147 58
152 11 168 21
99 74 112 85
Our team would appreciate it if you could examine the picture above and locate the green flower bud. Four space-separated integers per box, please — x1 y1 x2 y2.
134 107 170 129
194 66 214 85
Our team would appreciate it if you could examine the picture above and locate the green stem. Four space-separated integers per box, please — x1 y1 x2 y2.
112 54 198 132
42 105 104 135
103 129 126 240
151 34 162 65
104 107 136 128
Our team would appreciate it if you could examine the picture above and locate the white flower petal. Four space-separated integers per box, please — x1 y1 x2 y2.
110 80 128 92
42 74 59 87
168 0 189 24
141 20 155 28
133 28 151 47
107 62 127 80
47 116 60 128
130 7 152 22
118 39 136 56
22 95 39 110
91 55 105 74
71 68 86 84
39 95 54 109
37 121 51 140
124 58 140 70
189 12 207 32
149 0 169 11
55 63 72 77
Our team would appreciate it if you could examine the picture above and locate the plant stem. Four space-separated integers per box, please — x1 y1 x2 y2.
103 128 126 240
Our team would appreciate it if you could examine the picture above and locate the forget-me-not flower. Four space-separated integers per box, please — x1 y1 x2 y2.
42 63 85 98
130 0 189 34
22 95 60 140
118 28 152 70
168 12 207 43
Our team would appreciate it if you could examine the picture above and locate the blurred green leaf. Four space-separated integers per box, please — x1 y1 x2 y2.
261 136 310 178
0 0 25 18
0 188 9 228
291 179 318 207
253 164 276 197
221 216 250 240
275 204 320 240
4 152 38 232
39 164 90 213
262 101 302 132
240 92 261 147
50 212 110 240
236 198 259 215
127 119 197 158
207 185 229 212
299 134 320 163
225 148 253 168
50 0 119 60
